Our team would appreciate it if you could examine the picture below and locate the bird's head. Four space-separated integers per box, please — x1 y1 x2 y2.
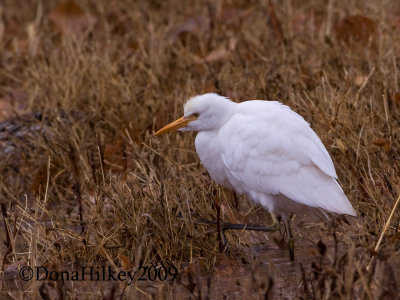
155 93 235 135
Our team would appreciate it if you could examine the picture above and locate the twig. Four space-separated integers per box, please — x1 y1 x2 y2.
354 67 375 106
141 142 176 167
367 194 400 271
374 194 400 252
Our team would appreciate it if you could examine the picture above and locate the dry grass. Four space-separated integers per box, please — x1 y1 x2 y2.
0 0 399 298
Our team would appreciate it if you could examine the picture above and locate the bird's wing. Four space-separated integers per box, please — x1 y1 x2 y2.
217 102 356 216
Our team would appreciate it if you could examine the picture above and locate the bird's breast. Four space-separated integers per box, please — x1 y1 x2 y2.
195 131 229 186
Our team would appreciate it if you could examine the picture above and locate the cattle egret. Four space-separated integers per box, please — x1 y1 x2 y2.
155 93 357 260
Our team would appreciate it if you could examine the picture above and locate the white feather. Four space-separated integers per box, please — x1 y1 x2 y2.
183 94 356 217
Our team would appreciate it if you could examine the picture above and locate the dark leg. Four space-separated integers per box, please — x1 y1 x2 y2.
283 216 294 261
190 212 280 248
191 216 280 232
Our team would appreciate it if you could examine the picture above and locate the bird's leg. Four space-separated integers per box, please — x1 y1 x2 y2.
186 206 280 251
220 222 280 232
214 187 224 253
189 213 281 233
282 215 294 261
268 212 280 232
188 214 281 252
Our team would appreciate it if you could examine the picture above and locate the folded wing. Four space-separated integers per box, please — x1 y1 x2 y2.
218 101 356 216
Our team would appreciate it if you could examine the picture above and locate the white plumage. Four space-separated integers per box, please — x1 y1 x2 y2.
156 93 356 219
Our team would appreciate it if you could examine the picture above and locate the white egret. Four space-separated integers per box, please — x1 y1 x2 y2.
155 93 356 260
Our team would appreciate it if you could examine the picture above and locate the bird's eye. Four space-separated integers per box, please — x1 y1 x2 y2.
193 113 200 118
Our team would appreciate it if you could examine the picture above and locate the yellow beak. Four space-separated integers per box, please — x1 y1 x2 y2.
155 115 198 135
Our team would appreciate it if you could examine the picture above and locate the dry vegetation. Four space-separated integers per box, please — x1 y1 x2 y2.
0 0 400 299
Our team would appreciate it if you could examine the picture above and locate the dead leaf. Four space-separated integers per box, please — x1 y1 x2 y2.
119 254 134 271
383 143 391 152
373 138 391 152
335 15 376 48
336 138 348 153
373 138 389 146
31 165 48 193
104 140 127 176
354 75 366 87
202 83 219 94
49 0 96 36
392 92 400 104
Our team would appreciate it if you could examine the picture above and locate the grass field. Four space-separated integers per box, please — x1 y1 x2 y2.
1 0 400 298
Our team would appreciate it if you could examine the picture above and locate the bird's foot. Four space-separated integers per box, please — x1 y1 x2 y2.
188 216 281 249
190 216 281 233
221 222 280 232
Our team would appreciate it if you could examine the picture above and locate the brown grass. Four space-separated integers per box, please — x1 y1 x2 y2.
0 0 399 298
